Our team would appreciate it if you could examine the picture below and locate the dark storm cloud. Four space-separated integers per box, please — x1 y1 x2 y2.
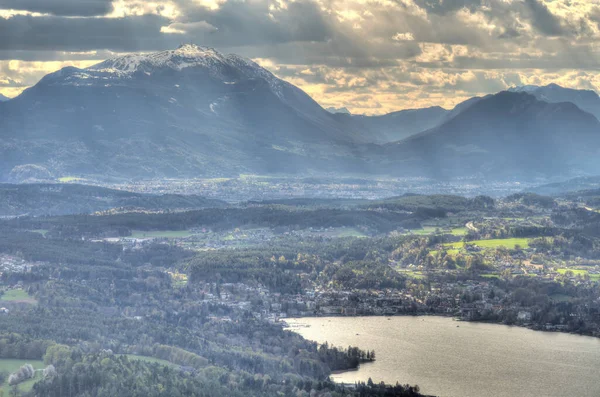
414 0 482 15
0 14 174 52
524 0 565 36
0 50 114 61
174 0 333 46
0 0 113 17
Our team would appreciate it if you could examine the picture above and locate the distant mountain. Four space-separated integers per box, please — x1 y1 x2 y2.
326 107 351 115
381 91 600 179
530 176 600 196
0 93 9 102
350 106 449 144
2 47 600 182
0 183 226 216
509 83 600 119
442 96 488 122
0 44 366 180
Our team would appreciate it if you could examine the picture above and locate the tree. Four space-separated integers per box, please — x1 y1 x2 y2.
43 365 57 379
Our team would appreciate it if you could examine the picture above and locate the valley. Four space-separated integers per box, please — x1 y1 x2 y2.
3 2 600 396
1 181 600 395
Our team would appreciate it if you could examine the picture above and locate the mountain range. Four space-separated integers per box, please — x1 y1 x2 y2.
1 44 600 181
380 91 600 178
0 94 9 102
0 183 226 217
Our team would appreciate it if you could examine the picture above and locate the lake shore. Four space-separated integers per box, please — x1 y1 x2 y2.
283 311 599 339
286 315 600 397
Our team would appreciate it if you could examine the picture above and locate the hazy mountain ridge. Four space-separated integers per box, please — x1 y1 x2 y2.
350 106 449 144
2 46 600 181
0 183 226 216
380 91 600 179
0 45 371 180
509 83 600 119
326 106 351 115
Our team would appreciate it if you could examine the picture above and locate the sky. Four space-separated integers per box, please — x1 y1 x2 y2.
1 0 600 114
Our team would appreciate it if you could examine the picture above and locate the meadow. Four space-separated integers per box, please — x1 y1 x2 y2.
410 226 468 236
0 359 44 395
0 289 37 304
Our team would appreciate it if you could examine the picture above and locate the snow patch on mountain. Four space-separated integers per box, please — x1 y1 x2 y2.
41 44 289 101
508 85 540 93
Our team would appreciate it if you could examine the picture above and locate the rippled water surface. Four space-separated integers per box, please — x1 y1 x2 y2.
286 316 600 397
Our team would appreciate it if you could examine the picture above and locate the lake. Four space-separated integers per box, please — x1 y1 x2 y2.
285 316 600 397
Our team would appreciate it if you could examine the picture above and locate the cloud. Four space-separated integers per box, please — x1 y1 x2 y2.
393 32 415 41
415 0 482 16
1 0 600 114
173 0 334 46
524 0 566 36
161 21 217 35
0 0 114 16
0 14 172 52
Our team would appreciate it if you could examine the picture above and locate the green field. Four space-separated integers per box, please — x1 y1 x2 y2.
410 227 439 235
481 274 501 279
429 249 460 257
57 176 83 183
0 359 44 395
397 270 426 279
556 268 600 281
1 289 36 304
449 227 469 236
330 227 368 238
130 230 194 239
411 227 469 236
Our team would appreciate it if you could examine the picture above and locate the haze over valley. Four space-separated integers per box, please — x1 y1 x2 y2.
3 1 600 396
3 45 600 184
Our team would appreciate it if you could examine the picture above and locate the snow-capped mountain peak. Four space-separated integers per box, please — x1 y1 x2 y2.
88 44 230 74
34 44 292 101
507 85 540 93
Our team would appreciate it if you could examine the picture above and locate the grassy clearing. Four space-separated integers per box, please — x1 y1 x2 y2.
57 176 83 183
410 226 468 236
481 274 500 279
429 249 460 257
130 230 193 239
410 227 438 235
557 268 588 276
330 227 367 238
1 289 37 304
0 359 44 395
397 270 426 279
168 271 188 287
556 268 600 281
450 227 469 236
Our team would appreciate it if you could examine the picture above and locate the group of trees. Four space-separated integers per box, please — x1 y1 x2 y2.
8 364 34 386
317 343 375 371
